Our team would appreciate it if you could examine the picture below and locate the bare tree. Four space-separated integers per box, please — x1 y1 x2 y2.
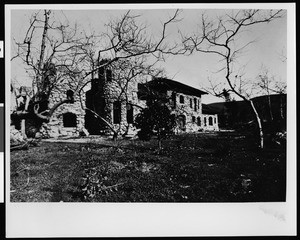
78 56 166 140
255 65 286 121
11 9 184 139
256 65 275 121
182 9 284 148
11 10 95 137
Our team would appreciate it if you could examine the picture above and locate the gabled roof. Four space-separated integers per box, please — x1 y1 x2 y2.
145 77 207 97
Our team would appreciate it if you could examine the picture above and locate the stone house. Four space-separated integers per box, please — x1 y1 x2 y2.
84 65 219 137
29 63 219 138
137 78 219 133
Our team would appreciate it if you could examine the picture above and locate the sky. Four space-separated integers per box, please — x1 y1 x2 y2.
8 4 287 104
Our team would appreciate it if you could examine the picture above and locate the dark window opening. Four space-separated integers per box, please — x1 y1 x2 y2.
179 95 184 104
204 117 207 126
198 99 200 110
190 99 193 108
137 83 147 100
214 118 217 124
126 103 134 124
197 117 201 126
209 117 213 126
63 112 77 127
113 101 121 124
192 116 196 123
194 98 197 111
171 92 177 108
106 69 112 81
66 89 74 103
177 115 186 130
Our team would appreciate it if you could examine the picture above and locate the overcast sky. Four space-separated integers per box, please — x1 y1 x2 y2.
8 4 287 104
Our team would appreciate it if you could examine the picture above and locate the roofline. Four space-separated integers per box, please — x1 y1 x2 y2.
148 77 208 96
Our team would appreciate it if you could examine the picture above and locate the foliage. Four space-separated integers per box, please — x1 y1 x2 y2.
134 94 176 141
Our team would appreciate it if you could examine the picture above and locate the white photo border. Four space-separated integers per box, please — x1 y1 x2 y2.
5 3 296 237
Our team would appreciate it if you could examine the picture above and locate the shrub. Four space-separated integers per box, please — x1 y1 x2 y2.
134 99 176 142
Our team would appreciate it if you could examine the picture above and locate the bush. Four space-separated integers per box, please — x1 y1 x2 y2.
137 129 152 141
134 99 176 141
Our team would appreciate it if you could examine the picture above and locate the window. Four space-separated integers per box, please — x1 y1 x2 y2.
194 98 197 111
214 117 217 124
204 117 207 126
197 117 201 126
190 99 193 108
63 112 77 127
198 99 200 110
209 116 213 126
171 92 177 108
179 95 184 104
66 89 74 103
126 103 134 124
177 115 186 130
113 101 121 124
106 69 112 81
192 116 196 123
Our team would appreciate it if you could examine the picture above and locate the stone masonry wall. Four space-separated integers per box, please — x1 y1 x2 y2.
40 81 87 138
104 79 145 136
167 91 218 133
40 75 219 138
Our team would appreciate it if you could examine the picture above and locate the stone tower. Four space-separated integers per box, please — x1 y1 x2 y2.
85 59 112 135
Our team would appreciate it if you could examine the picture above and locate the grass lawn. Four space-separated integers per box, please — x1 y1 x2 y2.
10 131 286 202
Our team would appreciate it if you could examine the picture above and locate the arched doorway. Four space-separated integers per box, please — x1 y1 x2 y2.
177 115 186 131
209 116 213 126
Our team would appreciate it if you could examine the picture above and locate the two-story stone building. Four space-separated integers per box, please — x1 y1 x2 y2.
35 63 219 138
137 78 219 134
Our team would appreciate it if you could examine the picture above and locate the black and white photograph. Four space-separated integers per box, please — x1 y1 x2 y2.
5 3 296 237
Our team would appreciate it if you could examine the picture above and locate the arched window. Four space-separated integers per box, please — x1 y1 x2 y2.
63 112 77 127
209 116 213 126
204 117 207 126
197 117 201 126
179 95 184 104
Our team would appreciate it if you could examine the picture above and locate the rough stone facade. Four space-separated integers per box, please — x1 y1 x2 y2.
84 74 219 136
168 90 219 133
40 79 87 138
84 63 146 136
35 64 219 138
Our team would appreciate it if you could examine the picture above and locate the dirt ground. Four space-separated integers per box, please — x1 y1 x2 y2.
10 131 286 202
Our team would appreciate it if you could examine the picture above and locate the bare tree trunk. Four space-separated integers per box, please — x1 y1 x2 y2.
20 120 26 139
36 10 50 91
158 139 162 151
157 129 162 152
267 92 273 121
249 100 264 149
85 107 119 139
280 95 284 119
20 95 31 139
